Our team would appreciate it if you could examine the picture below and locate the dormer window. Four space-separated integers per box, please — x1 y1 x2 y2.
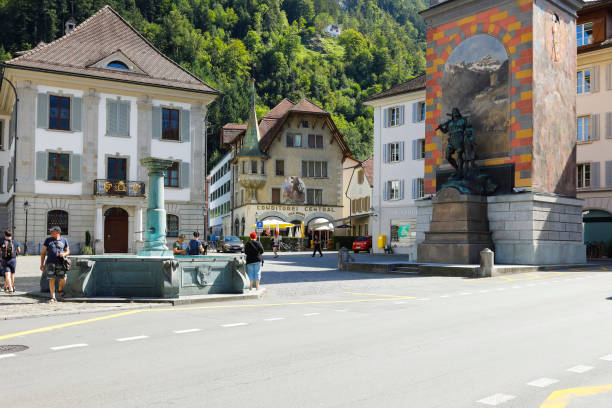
107 60 129 70
577 22 593 46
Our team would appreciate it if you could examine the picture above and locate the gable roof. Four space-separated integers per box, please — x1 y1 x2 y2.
363 74 426 102
4 6 218 95
221 97 351 157
360 157 374 187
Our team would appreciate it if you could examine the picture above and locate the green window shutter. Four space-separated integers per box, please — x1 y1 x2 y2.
71 96 82 131
180 109 190 142
119 102 130 137
70 154 82 182
107 100 118 136
36 151 48 180
152 106 162 139
37 93 49 129
180 161 190 189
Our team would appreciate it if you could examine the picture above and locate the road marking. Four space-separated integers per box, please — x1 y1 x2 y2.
264 318 285 321
173 329 201 334
477 393 516 405
222 323 248 327
50 343 88 351
344 291 406 298
416 298 430 301
334 309 348 312
566 365 593 373
116 335 149 342
600 354 612 361
479 290 490 293
460 292 472 295
439 294 451 298
527 378 559 388
512 286 522 289
303 313 320 316
394 301 407 304
0 354 16 359
540 384 612 408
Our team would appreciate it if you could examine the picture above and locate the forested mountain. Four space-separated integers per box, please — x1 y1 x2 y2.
0 0 427 166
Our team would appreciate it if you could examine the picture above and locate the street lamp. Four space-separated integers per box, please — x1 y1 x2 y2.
23 200 29 254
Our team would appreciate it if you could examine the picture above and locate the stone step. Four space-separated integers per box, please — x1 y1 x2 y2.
390 266 420 274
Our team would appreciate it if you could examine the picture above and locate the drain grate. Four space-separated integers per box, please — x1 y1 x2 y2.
0 345 29 355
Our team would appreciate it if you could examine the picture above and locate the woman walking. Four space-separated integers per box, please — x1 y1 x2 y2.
245 232 264 291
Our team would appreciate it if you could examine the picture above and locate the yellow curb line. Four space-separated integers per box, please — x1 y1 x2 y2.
540 384 612 408
0 296 415 340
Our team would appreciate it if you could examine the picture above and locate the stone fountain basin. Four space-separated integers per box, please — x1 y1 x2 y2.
54 254 248 299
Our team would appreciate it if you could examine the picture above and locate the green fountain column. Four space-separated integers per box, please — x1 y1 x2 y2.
138 157 175 257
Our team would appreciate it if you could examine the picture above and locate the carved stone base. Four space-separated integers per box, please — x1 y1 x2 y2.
417 187 493 264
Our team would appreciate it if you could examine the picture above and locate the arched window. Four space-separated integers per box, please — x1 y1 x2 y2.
241 217 245 236
107 60 129 70
47 210 69 235
166 214 179 237
234 218 240 235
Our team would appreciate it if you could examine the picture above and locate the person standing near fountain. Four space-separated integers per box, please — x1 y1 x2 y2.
173 234 187 255
40 226 70 302
245 232 264 291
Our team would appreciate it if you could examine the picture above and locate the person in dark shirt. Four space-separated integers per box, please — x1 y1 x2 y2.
40 226 70 302
244 232 264 291
1 230 21 294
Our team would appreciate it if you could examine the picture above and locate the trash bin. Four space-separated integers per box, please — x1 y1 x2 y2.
377 235 386 249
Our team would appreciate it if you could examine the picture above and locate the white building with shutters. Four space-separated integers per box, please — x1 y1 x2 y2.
364 75 426 257
0 6 218 254
576 1 612 251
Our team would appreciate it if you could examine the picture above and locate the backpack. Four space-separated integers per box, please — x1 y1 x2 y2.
1 239 14 259
187 239 201 255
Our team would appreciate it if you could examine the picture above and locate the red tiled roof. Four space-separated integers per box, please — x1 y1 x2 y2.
4 6 218 94
360 156 374 187
363 74 426 102
221 123 247 146
290 99 327 114
265 98 294 118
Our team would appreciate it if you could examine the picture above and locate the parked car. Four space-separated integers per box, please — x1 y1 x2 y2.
217 236 245 253
352 236 372 253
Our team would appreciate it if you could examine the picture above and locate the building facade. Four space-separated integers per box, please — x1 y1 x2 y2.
576 0 612 253
0 6 218 254
208 152 233 237
364 75 426 257
344 157 373 238
221 86 351 240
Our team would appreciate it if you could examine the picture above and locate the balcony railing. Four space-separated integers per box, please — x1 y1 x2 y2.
94 179 146 197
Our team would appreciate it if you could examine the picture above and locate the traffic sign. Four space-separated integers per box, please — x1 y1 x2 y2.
256 221 263 229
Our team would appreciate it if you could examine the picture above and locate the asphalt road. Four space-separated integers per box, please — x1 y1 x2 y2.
2 253 612 408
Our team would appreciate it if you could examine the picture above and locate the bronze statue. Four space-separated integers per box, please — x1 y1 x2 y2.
436 108 475 178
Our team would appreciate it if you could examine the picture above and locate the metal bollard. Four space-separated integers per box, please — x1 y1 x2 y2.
479 248 494 277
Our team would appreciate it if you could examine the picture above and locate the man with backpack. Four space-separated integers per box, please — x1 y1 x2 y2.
244 232 264 291
187 231 206 255
1 230 21 294
40 226 70 302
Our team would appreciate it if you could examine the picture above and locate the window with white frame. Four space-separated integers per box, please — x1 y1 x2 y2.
417 101 426 122
577 116 590 141
388 180 401 200
412 139 425 160
412 178 424 199
577 163 590 188
577 69 591 94
389 107 400 127
577 22 593 47
306 188 323 205
301 160 328 178
389 142 400 162
286 133 302 147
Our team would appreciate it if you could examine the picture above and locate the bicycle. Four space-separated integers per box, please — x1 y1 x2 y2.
278 241 298 252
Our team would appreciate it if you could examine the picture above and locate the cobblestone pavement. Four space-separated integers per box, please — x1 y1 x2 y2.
0 256 159 320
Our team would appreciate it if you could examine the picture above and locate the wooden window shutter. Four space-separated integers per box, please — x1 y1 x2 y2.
152 106 162 139
399 141 404 161
0 167 3 193
70 154 82 182
412 103 418 123
592 114 600 140
180 109 191 142
412 178 417 199
118 102 130 137
37 93 49 129
412 140 418 160
70 96 82 131
592 161 600 188
180 162 190 189
107 100 118 135
400 180 404 200
606 161 612 187
606 112 612 139
592 65 600 93
383 108 389 128
382 143 388 163
36 152 48 180
606 63 612 90
399 106 405 126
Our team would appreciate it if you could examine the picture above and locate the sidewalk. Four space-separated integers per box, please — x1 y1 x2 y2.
0 255 160 320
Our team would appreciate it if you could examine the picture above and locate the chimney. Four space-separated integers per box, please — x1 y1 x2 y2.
65 17 76 35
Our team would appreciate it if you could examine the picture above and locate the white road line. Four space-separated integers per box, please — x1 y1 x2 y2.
334 309 348 312
303 313 320 316
222 323 248 327
600 354 612 361
477 393 516 406
460 292 472 295
50 343 88 351
416 298 430 301
264 317 285 321
394 301 407 304
566 365 594 373
173 329 201 334
116 335 149 342
527 378 559 388
0 354 16 359
479 290 490 293
512 286 521 289
439 294 451 298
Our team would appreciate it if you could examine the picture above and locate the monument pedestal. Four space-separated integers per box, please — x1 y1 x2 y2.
418 188 493 264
